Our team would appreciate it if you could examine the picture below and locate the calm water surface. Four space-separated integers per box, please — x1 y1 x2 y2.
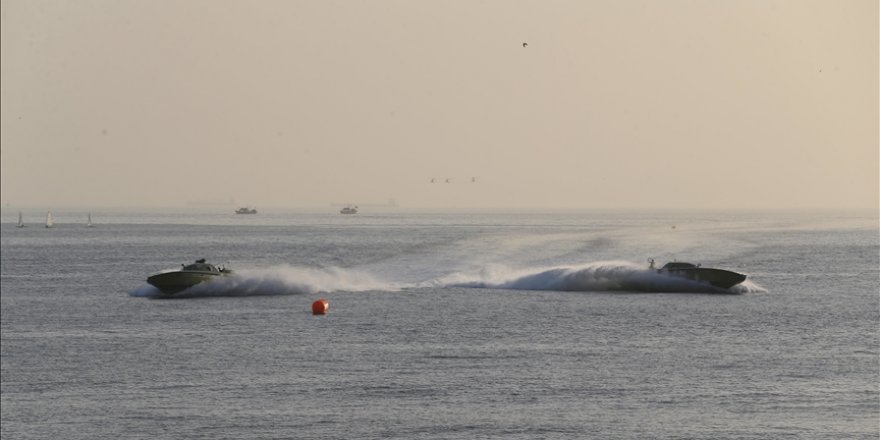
2 209 878 439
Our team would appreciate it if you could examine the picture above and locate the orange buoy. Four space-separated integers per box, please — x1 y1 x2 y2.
312 299 329 315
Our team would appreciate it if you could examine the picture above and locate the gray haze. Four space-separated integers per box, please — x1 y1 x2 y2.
2 1 877 210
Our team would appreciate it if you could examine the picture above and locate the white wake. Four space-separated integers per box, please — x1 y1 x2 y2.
129 265 396 298
433 261 766 294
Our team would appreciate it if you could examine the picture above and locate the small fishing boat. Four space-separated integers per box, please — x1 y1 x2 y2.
147 259 233 295
235 207 257 214
340 205 358 215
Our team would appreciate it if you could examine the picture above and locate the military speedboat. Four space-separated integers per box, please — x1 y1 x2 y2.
649 259 746 289
147 259 232 295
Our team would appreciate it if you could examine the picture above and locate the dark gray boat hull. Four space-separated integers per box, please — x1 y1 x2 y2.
661 267 746 289
147 271 223 295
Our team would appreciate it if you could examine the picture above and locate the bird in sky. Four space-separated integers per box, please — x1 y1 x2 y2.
522 42 528 48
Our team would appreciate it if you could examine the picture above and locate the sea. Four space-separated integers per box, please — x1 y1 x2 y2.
1 208 878 439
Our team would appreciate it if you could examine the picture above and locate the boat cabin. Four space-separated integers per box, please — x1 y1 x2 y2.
181 259 229 273
182 262 220 273
661 262 699 270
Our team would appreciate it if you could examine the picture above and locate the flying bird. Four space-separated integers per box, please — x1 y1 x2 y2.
522 42 528 48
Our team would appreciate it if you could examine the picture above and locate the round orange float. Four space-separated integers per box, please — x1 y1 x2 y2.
312 299 329 315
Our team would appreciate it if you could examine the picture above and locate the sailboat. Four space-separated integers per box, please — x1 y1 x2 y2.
86 212 94 228
17 211 25 228
45 211 54 228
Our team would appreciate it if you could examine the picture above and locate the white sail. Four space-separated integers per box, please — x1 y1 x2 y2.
17 211 25 228
87 212 93 227
45 211 54 228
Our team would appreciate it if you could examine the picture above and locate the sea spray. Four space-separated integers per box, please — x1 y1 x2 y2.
438 261 767 294
130 262 767 298
129 265 396 298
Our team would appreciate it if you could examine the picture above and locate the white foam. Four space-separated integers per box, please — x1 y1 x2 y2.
438 260 766 294
128 265 395 298
130 261 767 298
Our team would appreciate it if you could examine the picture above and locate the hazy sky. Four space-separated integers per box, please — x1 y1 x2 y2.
1 0 877 210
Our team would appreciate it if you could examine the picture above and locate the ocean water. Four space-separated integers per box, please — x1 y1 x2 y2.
1 208 878 439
